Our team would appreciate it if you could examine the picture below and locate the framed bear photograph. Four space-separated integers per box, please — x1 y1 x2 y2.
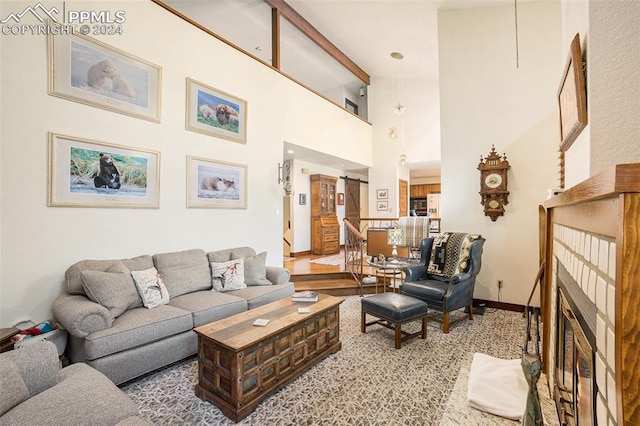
186 156 247 209
48 133 160 208
48 28 162 122
185 78 248 144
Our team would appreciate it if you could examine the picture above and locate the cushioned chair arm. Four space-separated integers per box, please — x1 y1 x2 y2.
450 272 472 285
52 294 112 338
265 266 290 285
403 266 429 282
3 341 60 395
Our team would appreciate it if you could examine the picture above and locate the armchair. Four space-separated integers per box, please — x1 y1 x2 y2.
401 234 485 333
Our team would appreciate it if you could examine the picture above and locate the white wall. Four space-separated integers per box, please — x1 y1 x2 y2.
438 1 561 306
0 1 371 327
588 1 640 174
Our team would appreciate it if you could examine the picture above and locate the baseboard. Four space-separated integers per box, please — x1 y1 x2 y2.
473 298 526 313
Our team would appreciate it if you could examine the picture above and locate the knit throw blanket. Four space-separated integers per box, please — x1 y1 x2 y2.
427 232 480 278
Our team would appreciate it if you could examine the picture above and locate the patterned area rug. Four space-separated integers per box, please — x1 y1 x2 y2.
308 254 345 265
121 296 549 425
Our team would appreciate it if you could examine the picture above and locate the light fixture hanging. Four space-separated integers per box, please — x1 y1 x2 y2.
390 51 408 166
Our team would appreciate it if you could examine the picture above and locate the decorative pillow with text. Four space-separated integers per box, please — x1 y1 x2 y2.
131 267 170 309
211 259 246 292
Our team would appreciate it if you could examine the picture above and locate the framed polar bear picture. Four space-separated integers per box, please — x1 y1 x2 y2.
48 28 162 122
48 133 160 208
186 156 247 209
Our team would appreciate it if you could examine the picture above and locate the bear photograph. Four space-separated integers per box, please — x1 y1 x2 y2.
68 147 148 196
70 40 149 108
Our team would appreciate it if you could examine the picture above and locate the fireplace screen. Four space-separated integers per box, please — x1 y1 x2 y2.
555 289 595 426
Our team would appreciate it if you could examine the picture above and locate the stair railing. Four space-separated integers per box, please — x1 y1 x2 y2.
343 218 367 294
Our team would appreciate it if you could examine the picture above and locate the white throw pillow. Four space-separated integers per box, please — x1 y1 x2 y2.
131 267 170 309
211 258 246 292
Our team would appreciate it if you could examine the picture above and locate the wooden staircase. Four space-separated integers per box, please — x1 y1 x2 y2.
290 271 388 297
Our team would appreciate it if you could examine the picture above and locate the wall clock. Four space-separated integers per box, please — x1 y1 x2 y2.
478 146 510 221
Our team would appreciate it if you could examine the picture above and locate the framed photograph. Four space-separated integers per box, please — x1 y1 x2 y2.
48 29 162 122
337 193 345 205
299 193 307 205
377 189 388 199
186 78 247 144
187 156 247 209
48 133 160 208
558 33 587 152
377 201 388 211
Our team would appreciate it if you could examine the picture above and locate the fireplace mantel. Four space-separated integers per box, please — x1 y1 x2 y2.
543 163 640 426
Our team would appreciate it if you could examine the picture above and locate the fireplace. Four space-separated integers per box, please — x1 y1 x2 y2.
555 286 596 426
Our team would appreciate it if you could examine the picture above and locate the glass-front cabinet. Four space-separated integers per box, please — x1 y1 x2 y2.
311 174 339 255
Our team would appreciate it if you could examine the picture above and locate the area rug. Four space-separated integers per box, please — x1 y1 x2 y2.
308 254 345 265
121 296 538 425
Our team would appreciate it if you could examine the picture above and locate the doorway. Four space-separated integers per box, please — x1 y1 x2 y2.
399 179 408 217
344 178 361 229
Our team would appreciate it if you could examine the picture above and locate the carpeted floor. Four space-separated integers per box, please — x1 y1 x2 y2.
121 296 555 425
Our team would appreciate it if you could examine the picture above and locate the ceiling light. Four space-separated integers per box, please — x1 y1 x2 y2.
390 52 404 60
399 154 408 166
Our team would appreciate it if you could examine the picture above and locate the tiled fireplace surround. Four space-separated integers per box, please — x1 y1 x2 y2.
549 224 616 425
543 164 640 426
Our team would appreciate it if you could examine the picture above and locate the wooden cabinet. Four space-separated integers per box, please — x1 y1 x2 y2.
311 174 339 255
410 183 441 197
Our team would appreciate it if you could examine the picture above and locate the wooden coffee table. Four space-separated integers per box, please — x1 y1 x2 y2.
194 294 343 422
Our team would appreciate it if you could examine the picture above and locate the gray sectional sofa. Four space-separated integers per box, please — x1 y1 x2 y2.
0 341 152 425
52 247 294 385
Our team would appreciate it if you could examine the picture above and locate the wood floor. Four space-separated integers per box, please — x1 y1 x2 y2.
284 250 389 296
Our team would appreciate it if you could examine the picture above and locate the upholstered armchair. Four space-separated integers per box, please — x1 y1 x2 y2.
401 234 485 333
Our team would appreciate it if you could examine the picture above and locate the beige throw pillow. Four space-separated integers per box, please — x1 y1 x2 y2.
81 268 138 319
131 267 170 309
211 259 246 292
240 251 271 286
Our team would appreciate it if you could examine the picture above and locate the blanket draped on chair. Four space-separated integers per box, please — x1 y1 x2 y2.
398 217 431 249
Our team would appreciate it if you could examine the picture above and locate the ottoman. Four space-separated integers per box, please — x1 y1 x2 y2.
361 293 428 349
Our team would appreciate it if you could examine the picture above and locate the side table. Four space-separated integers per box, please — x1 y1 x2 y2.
0 327 20 353
368 258 413 293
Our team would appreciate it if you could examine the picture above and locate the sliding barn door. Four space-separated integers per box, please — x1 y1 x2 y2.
345 178 361 229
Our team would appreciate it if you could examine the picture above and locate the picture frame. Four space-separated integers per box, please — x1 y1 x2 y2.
187 156 247 209
48 29 162 123
377 201 388 211
557 33 588 152
186 78 248 144
376 189 388 199
337 193 345 205
299 193 307 205
48 133 160 208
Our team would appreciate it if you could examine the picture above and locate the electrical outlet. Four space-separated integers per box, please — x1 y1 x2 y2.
497 280 503 289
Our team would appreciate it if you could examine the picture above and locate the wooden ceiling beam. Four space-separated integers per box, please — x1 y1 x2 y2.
264 0 370 86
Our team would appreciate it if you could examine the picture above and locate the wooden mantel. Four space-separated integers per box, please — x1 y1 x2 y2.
543 163 640 426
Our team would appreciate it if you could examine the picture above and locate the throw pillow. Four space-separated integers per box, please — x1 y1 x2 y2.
427 232 481 278
211 259 246 292
81 267 138 319
131 267 170 309
0 358 29 416
239 251 271 286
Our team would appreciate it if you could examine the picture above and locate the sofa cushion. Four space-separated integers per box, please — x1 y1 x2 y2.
153 249 211 298
83 305 193 360
131 267 170 309
427 232 480 278
227 282 296 309
65 255 154 296
207 246 256 262
0 358 29 416
1 362 138 426
211 259 246 292
169 291 248 327
81 266 138 319
236 251 271 286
